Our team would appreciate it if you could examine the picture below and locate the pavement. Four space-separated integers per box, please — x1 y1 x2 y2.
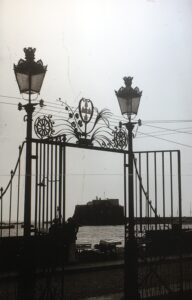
64 259 124 273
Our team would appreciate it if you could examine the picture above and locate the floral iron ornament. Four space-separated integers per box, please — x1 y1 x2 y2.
34 98 128 149
58 97 114 147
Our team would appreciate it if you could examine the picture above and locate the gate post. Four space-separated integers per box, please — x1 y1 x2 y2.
23 103 35 236
14 48 47 236
115 76 142 300
124 121 139 300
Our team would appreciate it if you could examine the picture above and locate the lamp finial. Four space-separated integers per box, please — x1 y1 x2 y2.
24 47 36 62
123 77 133 88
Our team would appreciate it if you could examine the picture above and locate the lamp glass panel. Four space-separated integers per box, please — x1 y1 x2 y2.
131 96 140 114
31 73 46 94
117 97 132 115
15 73 29 93
15 72 45 94
118 96 140 115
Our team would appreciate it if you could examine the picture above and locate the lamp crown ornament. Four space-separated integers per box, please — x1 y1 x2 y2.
24 47 36 62
123 76 133 88
116 76 142 98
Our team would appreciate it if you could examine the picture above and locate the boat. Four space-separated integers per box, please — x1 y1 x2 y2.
73 197 124 226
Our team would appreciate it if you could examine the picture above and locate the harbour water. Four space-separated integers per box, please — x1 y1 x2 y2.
2 224 192 247
77 225 124 247
77 223 192 247
1 225 125 246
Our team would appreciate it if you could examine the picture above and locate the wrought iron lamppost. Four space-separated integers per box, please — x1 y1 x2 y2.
115 77 142 300
14 48 47 236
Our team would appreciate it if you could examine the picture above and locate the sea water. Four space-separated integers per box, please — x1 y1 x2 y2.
77 225 124 247
2 224 192 248
77 224 192 247
1 225 125 246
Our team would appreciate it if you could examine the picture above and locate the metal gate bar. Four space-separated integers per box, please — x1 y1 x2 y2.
62 146 66 222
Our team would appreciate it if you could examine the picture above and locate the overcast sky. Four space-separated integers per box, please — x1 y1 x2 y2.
0 0 192 218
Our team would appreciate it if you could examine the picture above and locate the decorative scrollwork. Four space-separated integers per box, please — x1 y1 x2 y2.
53 98 113 147
34 98 129 150
34 115 54 139
113 127 127 149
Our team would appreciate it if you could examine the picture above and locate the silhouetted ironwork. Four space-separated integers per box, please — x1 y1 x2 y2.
34 98 129 149
116 77 143 300
115 76 142 118
113 124 128 149
0 135 186 300
14 47 47 237
0 62 190 300
34 115 55 139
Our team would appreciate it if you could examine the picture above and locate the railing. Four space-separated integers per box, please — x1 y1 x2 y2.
0 137 190 300
138 254 192 299
0 138 66 238
0 142 25 237
129 150 181 242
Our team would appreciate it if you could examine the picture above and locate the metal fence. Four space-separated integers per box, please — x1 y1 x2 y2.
0 139 66 237
0 138 191 299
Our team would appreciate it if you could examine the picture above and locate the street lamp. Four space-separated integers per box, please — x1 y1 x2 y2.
14 48 47 236
115 76 142 300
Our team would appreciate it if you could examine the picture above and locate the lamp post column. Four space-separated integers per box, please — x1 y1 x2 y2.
115 76 142 300
124 120 138 300
127 121 135 240
24 99 35 237
14 48 47 236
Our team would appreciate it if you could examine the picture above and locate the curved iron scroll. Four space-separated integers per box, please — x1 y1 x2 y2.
0 142 25 199
34 98 128 150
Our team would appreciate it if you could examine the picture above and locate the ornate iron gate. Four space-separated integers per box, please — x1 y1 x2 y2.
31 138 66 232
1 98 190 300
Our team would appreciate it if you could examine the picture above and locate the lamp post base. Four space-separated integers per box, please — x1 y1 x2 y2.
124 238 139 300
